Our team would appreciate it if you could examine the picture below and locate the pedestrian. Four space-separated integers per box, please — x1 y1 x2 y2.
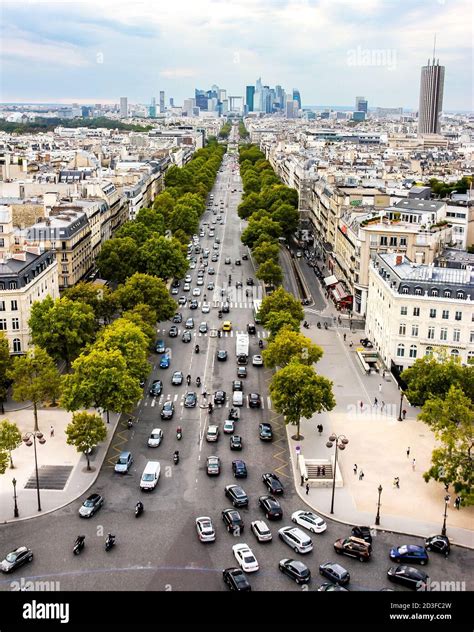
319 424 324 435
393 477 400 488
412 458 416 471
349 341 353 348
305 483 310 495
317 466 321 476
359 401 364 412
402 409 407 420
381 401 385 411
382 370 386 379
343 333 346 342
359 470 364 480
353 464 358 475
455 496 461 510
406 447 410 458
300 474 304 486
202 390 207 399
378 383 382 393
322 466 326 476
50 425 54 438
374 397 378 407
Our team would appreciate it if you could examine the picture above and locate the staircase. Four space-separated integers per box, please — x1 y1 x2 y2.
306 463 333 480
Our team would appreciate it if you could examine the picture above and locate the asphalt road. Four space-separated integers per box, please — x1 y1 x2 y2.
0 134 470 593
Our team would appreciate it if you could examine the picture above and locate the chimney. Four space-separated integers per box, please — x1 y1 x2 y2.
395 255 403 266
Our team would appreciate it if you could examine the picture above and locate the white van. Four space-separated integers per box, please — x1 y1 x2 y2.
232 391 244 407
140 461 161 491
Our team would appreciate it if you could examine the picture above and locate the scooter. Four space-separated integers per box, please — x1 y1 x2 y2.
229 408 239 421
173 451 180 465
127 418 133 428
73 536 85 555
303 321 310 329
324 322 328 330
258 339 264 349
135 502 144 518
105 534 115 552
195 345 200 354
317 322 321 329
196 377 201 387
176 427 182 440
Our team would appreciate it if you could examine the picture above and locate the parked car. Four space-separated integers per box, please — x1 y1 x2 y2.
259 495 282 520
222 567 251 591
291 510 327 534
319 562 350 586
387 565 428 590
360 338 373 348
195 516 216 543
390 544 429 565
79 493 104 518
351 525 372 544
222 508 244 534
425 535 450 557
206 456 220 476
148 428 163 447
262 472 284 495
251 520 272 543
334 537 371 562
0 547 33 573
279 558 311 584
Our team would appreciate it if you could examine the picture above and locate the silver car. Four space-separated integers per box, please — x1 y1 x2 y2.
278 526 313 554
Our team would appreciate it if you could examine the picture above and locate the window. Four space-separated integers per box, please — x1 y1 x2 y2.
0 319 6 330
456 291 464 299
10 300 18 311
409 345 417 358
0 301 4 311
425 346 433 357
442 310 449 320
397 344 405 357
12 338 21 353
389 237 397 246
412 325 419 337
431 289 439 297
400 237 407 246
0 239 4 247
444 290 451 298
455 311 462 321
380 236 388 246
428 326 435 339
414 287 422 295
399 323 406 335
413 307 420 316
9 281 17 290
401 286 409 294
400 306 408 315
468 351 474 364
11 318 19 330
430 309 437 318
440 327 448 341
450 349 459 357
453 329 460 342
471 331 474 344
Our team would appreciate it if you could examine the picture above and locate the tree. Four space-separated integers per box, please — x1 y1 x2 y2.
256 260 283 287
139 235 188 280
0 450 8 475
419 386 473 504
270 361 336 439
122 303 157 347
96 318 150 381
8 347 61 432
115 273 176 322
29 296 96 368
96 237 140 284
169 203 199 236
152 190 175 218
259 287 304 325
65 411 107 471
402 355 474 406
61 348 142 423
0 332 10 414
253 240 280 266
237 192 261 220
63 282 101 317
264 310 301 337
241 217 282 248
263 327 323 368
135 207 165 234
115 220 154 246
0 419 22 468
271 203 300 237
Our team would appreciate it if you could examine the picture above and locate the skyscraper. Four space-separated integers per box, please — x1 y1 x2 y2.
292 89 302 110
120 97 128 118
246 85 255 112
418 58 445 135
159 91 165 113
355 96 368 113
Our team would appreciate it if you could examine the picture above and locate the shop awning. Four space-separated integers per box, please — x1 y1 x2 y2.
324 275 338 287
331 282 352 303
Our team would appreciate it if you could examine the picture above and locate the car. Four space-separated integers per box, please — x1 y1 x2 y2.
192 288 201 297
232 380 243 392
425 535 450 556
160 400 174 420
252 355 263 366
0 547 33 573
259 495 282 520
291 510 327 534
171 371 184 386
319 562 350 585
189 299 198 310
351 525 373 543
246 323 256 334
189 262 196 269
204 249 210 256
387 565 429 590
296 251 302 258
225 257 231 264
230 435 242 450
206 425 219 442
242 254 248 260
182 331 192 343
360 337 373 347
206 456 221 476
211 254 219 262
235 259 241 266
279 558 311 584
148 428 163 447
259 423 273 441
251 520 272 543
159 355 170 369
149 380 163 397
197 269 205 278
222 508 244 534
185 275 192 283
246 278 254 286
184 392 197 407
232 459 247 478
207 282 215 290
279 526 313 554
208 267 215 275
169 325 178 337
199 231 205 237
317 582 349 592
334 537 371 562
237 366 247 378
178 296 187 306
214 390 226 405
213 243 219 250
389 544 429 565
248 393 262 408
171 287 179 295
222 320 232 331
114 451 133 473
201 303 210 313
233 543 259 573
155 339 166 353
223 567 251 592
199 322 208 334
171 280 180 288
224 419 235 434
185 318 194 329
196 516 216 543
225 484 248 508
236 281 242 289
183 283 191 291
196 278 204 286
262 473 284 495
79 493 104 518
172 313 182 323
217 349 228 361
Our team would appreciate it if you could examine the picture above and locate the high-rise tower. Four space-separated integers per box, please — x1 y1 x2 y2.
418 50 445 135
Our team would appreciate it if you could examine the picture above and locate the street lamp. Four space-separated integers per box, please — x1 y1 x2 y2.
23 431 46 512
375 484 383 525
441 494 450 536
397 390 405 421
326 433 349 514
12 477 19 518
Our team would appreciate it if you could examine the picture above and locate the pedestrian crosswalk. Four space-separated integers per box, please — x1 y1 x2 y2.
142 392 272 410
157 328 269 338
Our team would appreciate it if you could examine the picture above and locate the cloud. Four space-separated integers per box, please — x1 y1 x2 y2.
1 33 90 67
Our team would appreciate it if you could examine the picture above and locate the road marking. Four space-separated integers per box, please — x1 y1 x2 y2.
151 399 156 407
267 396 272 409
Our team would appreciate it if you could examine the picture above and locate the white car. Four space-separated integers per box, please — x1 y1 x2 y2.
291 510 327 534
190 262 196 270
147 428 163 448
171 287 179 295
196 516 216 542
192 288 201 296
183 283 191 291
251 520 272 543
232 543 259 573
196 278 204 286
201 303 210 313
223 419 235 434
185 275 192 283
252 355 263 366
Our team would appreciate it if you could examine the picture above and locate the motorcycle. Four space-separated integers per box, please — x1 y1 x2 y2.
173 451 180 465
195 345 200 354
73 536 85 555
229 408 239 421
317 322 321 329
258 339 263 349
176 427 182 440
127 418 133 428
135 502 144 518
105 534 115 552
218 311 223 319
324 322 328 330
196 377 201 387
303 321 310 329
208 403 213 414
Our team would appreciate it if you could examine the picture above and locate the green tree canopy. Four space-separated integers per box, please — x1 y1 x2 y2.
0 419 22 468
241 217 282 248
115 220 154 246
114 273 176 322
169 202 199 236
135 207 166 234
237 192 261 220
263 327 323 368
97 237 140 284
264 310 301 337
65 411 107 471
259 287 304 325
402 355 474 406
256 260 283 287
139 235 188 280
121 303 157 347
96 318 150 381
271 203 300 237
0 450 8 475
253 240 280 266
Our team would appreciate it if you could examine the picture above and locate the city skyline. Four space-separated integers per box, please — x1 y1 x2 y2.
0 0 472 110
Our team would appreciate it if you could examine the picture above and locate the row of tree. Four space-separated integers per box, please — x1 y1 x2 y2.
423 176 473 199
218 121 232 139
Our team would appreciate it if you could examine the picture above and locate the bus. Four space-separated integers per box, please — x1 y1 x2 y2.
253 299 262 324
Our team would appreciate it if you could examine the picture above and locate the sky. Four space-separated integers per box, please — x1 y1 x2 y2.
0 0 472 110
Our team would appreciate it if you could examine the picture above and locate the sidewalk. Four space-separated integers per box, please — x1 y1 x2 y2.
0 405 120 523
287 326 474 549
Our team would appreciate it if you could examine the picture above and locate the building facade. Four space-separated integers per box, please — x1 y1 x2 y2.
418 59 445 135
